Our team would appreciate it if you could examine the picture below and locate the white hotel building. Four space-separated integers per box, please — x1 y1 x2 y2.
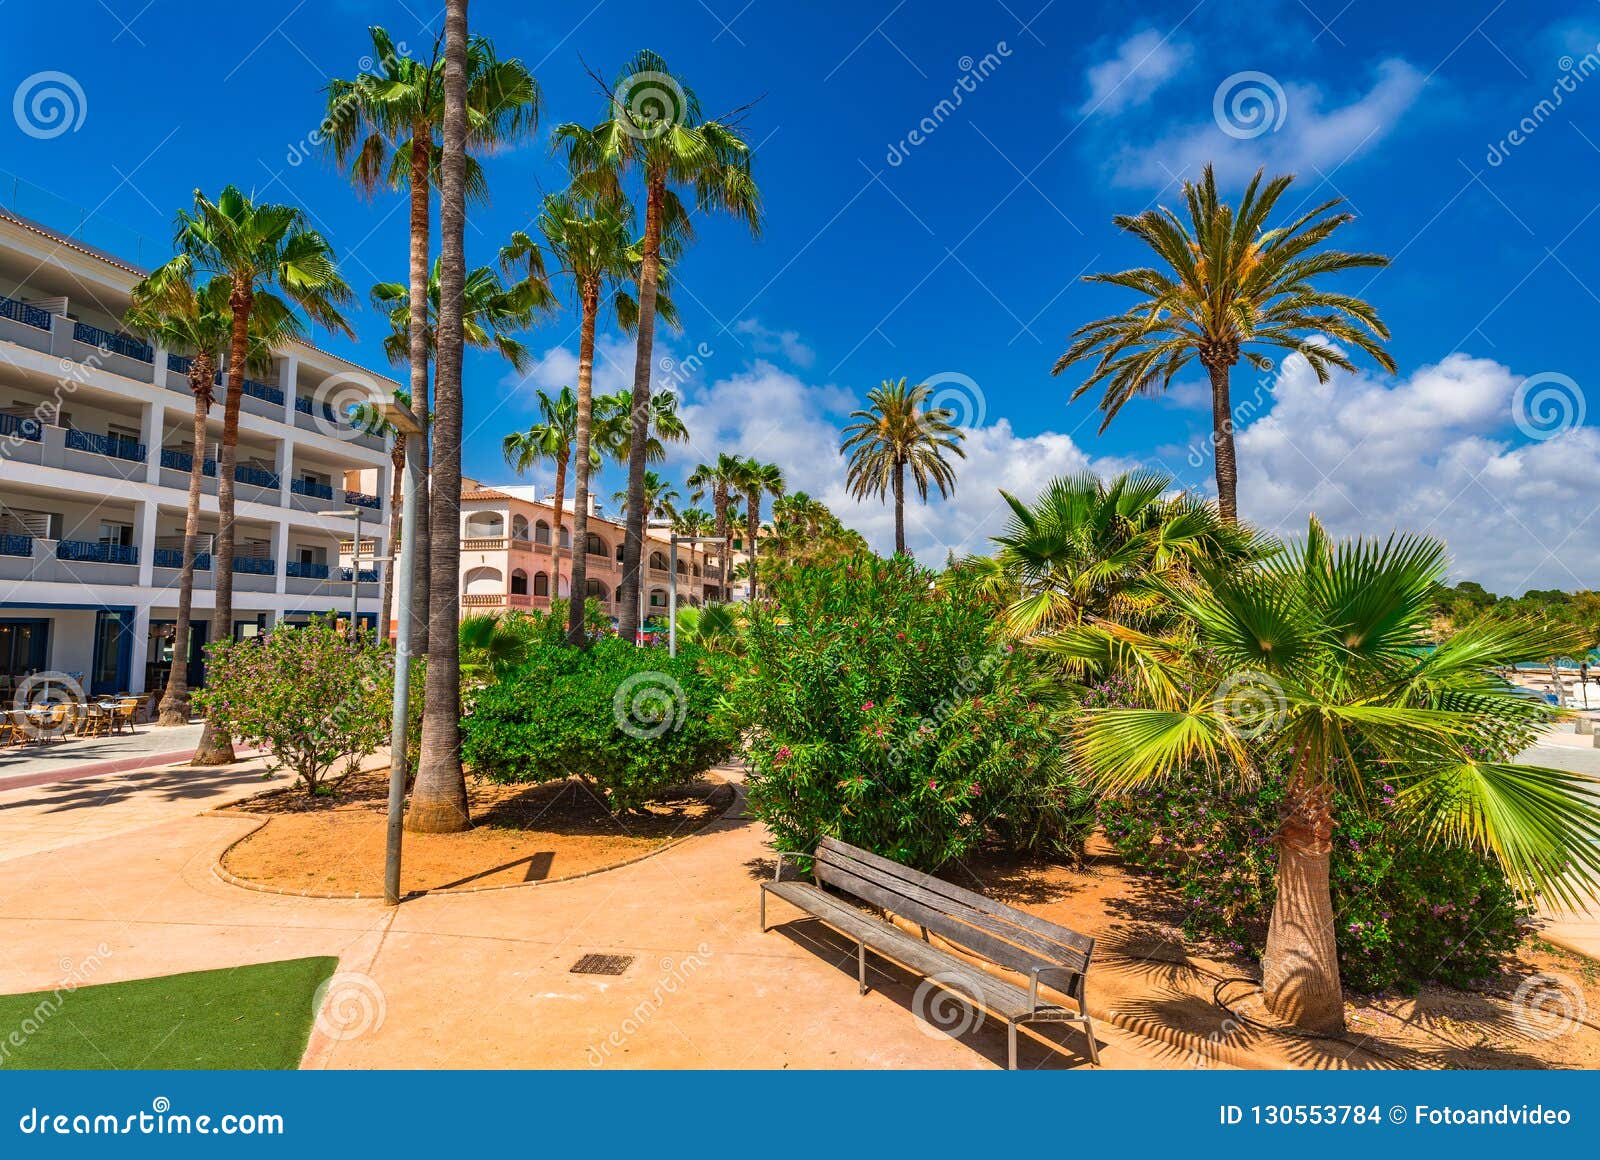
0 208 392 697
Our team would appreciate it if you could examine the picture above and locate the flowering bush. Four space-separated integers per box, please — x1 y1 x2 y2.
195 619 401 795
734 555 1095 870
461 636 735 814
1097 763 1528 993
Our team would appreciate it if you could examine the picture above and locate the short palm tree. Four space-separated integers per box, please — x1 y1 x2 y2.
978 470 1270 637
593 389 689 465
149 186 353 766
325 26 542 655
735 458 785 602
124 275 297 726
1055 519 1600 1033
503 387 591 597
672 507 716 537
842 378 966 556
688 452 747 593
613 470 680 522
1053 166 1395 522
557 49 762 641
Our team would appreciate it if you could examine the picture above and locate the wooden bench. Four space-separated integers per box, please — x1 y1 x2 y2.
760 836 1098 1068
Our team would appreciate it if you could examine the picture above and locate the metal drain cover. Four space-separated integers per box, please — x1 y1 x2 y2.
570 953 634 976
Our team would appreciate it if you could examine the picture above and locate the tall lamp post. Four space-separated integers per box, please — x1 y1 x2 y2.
374 399 423 907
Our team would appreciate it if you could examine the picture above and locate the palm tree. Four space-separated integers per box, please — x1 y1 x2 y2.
515 190 639 646
735 458 785 602
593 389 689 466
149 186 353 766
503 386 593 596
369 257 547 372
978 470 1269 637
672 507 715 537
124 275 297 726
613 470 680 521
688 452 747 595
557 50 762 642
1053 167 1395 523
1056 519 1600 1032
841 378 966 556
325 26 540 651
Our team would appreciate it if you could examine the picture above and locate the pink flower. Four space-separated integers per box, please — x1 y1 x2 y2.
861 701 875 711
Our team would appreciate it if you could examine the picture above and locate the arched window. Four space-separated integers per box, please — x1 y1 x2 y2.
511 515 530 541
463 566 503 595
615 543 625 563
692 564 701 576
463 511 503 538
559 526 571 549
533 571 550 597
675 558 688 574
510 569 528 595
649 550 668 570
585 579 609 600
649 587 668 607
586 532 607 557
534 519 551 545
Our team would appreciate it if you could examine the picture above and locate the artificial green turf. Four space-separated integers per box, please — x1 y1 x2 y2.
0 956 339 1070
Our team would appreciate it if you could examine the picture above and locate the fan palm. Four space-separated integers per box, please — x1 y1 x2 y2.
325 26 541 655
369 257 549 373
503 387 591 597
124 274 298 727
1054 166 1395 522
978 470 1270 638
842 378 966 556
735 458 785 602
672 507 716 537
593 389 689 465
613 470 680 521
1053 519 1600 1032
513 191 640 645
557 49 762 641
688 452 747 594
148 186 353 765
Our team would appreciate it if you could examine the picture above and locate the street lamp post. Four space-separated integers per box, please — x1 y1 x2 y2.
655 527 723 659
374 400 423 907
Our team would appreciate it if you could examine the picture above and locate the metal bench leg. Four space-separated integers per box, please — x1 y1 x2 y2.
1007 1021 1018 1071
857 941 868 995
1082 1017 1100 1065
759 888 767 932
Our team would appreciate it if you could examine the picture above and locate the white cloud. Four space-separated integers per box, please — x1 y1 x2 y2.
1081 29 1193 115
1234 351 1600 594
732 318 816 367
1110 58 1426 188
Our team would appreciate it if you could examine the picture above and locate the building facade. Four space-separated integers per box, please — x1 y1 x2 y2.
0 208 391 697
457 480 726 627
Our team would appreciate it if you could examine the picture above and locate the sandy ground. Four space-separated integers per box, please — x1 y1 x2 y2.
221 773 735 896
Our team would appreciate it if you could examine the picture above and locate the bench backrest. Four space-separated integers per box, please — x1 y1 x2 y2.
814 837 1093 986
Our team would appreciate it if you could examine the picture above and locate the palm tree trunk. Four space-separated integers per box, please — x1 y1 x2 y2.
193 295 251 765
715 489 730 601
377 435 405 641
551 453 567 600
566 282 599 646
1261 778 1345 1032
892 461 906 556
745 491 759 603
158 364 212 726
1207 362 1240 523
407 131 433 655
407 0 471 834
618 173 665 644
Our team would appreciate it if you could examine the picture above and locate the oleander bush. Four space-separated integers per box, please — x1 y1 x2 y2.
733 555 1095 870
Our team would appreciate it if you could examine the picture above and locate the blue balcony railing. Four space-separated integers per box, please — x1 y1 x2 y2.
153 548 212 570
291 478 334 501
167 353 193 375
345 490 382 510
159 447 218 475
0 295 51 331
339 567 380 583
286 560 330 580
0 533 33 558
234 465 280 489
216 372 283 406
232 556 276 575
57 540 138 565
73 322 153 363
293 396 312 415
65 428 146 462
0 413 42 441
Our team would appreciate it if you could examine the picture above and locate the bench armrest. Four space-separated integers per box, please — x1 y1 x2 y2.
1028 965 1082 1013
770 851 810 882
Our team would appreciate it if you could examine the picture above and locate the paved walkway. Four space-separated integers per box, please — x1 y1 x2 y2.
0 758 1178 1070
1519 739 1600 960
0 723 205 790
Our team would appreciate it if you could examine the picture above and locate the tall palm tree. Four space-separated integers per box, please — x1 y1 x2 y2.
325 24 541 654
841 378 966 556
370 257 547 372
1056 519 1600 1032
514 190 639 646
613 470 680 521
978 470 1269 637
503 386 595 596
688 452 747 595
735 458 784 602
1053 166 1395 523
124 275 298 726
593 389 689 464
149 187 353 766
557 50 762 642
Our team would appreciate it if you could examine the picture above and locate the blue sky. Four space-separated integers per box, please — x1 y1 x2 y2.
6 0 1600 592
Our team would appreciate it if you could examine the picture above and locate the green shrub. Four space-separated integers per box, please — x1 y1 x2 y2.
733 555 1095 870
461 636 734 813
1097 769 1529 993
